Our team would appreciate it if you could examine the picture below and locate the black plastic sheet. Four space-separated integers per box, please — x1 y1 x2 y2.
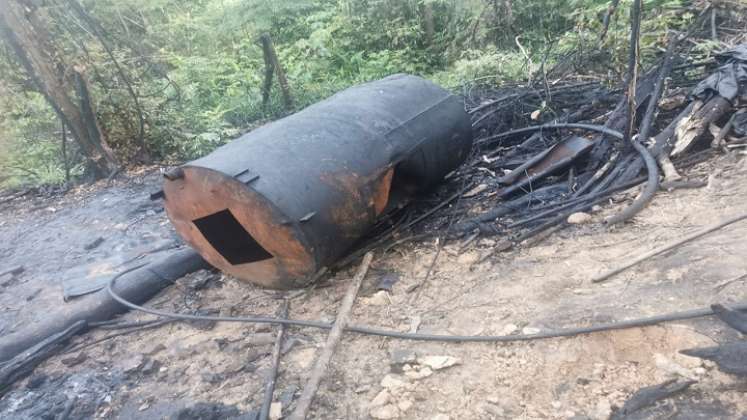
733 112 747 137
691 44 747 101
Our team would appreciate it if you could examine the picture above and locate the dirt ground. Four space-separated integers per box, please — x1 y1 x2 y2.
2 153 747 419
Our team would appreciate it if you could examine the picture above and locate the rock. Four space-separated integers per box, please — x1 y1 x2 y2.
403 365 432 380
390 348 417 372
269 402 282 420
591 205 603 213
221 357 248 375
366 290 390 306
184 271 217 290
592 399 612 419
376 272 400 292
144 343 167 355
501 324 518 335
140 357 160 375
83 237 105 250
654 353 696 379
480 403 505 416
200 370 224 384
121 354 146 374
61 352 87 367
255 324 272 333
397 399 413 412
370 404 400 419
431 415 450 420
522 327 541 335
380 374 408 389
25 374 47 389
417 355 460 371
245 333 276 346
481 238 496 247
371 390 391 407
408 316 422 334
457 251 480 265
567 212 592 224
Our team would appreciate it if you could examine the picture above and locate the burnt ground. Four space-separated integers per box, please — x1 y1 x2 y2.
2 154 747 419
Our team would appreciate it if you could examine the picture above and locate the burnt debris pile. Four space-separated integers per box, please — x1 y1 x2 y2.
349 41 747 263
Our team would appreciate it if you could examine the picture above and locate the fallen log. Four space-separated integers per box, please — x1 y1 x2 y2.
672 96 733 156
0 320 87 396
0 248 207 363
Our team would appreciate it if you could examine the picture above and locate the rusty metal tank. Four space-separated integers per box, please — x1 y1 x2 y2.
162 74 472 288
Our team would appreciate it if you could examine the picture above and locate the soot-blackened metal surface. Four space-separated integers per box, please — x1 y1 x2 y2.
163 74 473 288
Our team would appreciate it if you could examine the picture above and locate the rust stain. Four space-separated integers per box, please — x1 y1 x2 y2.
320 171 370 236
321 169 392 237
372 168 394 216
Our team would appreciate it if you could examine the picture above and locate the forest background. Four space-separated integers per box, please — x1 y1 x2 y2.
0 0 722 187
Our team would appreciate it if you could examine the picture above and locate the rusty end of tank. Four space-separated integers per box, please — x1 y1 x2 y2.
162 166 316 289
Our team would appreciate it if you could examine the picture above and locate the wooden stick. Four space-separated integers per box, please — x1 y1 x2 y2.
259 300 290 420
712 108 746 149
623 0 642 143
592 212 747 283
288 252 373 420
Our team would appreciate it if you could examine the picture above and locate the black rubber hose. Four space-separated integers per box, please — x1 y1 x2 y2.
107 270 744 343
605 139 660 225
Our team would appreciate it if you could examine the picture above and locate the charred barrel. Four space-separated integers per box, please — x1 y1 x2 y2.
163 74 472 288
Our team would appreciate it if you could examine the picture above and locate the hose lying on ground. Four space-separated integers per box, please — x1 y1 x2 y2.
107 271 745 343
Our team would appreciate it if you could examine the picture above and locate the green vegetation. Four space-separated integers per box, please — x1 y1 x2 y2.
0 0 701 188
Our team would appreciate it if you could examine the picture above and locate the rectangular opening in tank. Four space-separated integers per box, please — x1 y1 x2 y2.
192 209 273 265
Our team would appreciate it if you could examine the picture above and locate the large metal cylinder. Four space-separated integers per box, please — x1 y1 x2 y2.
163 74 472 288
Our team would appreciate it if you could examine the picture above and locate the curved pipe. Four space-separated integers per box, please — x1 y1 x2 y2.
605 139 660 225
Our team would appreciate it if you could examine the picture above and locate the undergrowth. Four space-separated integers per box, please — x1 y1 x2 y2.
0 0 714 188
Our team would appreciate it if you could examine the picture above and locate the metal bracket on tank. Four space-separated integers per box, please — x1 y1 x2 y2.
234 169 260 184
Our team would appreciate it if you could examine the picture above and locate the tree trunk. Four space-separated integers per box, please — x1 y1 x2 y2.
0 0 118 178
260 34 275 109
66 0 151 164
260 33 293 111
422 2 435 47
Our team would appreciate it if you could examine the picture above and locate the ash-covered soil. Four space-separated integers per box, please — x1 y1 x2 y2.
2 155 747 419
